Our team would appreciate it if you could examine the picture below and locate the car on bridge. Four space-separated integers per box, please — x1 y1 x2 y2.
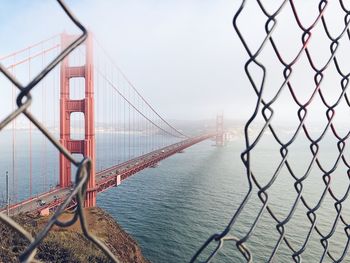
37 199 46 207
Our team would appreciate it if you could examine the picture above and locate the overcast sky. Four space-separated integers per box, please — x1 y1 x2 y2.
1 1 350 127
69 0 247 121
0 0 250 122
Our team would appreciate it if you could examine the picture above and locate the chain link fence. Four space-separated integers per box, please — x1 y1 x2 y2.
3 0 350 262
192 0 350 262
0 1 118 262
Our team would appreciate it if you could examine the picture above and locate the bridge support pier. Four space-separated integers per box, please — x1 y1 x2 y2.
60 32 96 207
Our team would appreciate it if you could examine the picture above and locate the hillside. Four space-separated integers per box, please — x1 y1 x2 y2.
0 207 149 263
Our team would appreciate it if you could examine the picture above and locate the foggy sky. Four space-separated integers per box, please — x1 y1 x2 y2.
0 0 243 121
1 1 349 126
68 0 243 121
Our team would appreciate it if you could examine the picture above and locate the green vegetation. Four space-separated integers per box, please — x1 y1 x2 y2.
0 207 149 263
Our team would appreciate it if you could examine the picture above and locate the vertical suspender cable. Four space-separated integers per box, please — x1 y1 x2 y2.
128 86 131 159
28 49 32 198
133 90 135 158
11 61 16 203
41 44 45 192
96 50 99 170
117 70 120 160
53 42 59 186
124 86 126 162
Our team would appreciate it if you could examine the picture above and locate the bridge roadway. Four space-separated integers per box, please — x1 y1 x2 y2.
2 134 215 216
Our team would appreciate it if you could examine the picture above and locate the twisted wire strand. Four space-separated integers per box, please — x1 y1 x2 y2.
0 1 119 262
192 0 350 262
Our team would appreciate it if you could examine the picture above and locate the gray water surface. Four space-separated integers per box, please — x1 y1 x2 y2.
1 130 349 262
98 137 350 262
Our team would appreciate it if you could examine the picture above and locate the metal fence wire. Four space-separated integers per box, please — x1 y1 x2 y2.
192 0 350 262
3 0 350 262
0 1 119 262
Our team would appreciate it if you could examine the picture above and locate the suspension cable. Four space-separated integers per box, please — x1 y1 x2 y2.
93 36 188 138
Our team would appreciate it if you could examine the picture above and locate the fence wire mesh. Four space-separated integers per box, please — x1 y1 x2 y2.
4 0 350 262
192 0 350 262
0 1 118 262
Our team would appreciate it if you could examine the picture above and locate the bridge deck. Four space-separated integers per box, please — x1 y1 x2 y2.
2 134 214 216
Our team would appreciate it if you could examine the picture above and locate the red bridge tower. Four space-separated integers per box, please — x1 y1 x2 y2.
59 33 96 207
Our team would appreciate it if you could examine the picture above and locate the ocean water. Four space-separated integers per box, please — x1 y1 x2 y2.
97 135 350 263
1 129 350 262
98 139 247 262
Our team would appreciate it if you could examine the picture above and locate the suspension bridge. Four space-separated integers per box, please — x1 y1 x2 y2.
0 32 224 216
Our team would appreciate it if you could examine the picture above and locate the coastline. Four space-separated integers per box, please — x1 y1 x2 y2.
0 207 149 263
